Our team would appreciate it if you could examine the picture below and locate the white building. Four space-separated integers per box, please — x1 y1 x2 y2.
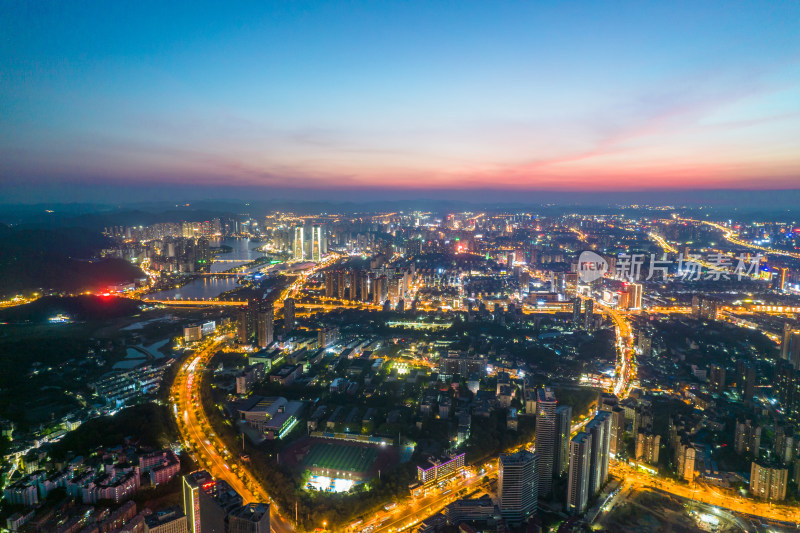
566 432 592 515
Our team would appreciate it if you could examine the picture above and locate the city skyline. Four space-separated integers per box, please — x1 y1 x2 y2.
5 207 800 531
2 1 799 203
5 3 800 532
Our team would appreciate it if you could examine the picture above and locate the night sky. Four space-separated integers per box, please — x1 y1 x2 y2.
2 1 799 203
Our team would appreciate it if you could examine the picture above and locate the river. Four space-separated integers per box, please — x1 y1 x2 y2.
147 238 265 300
208 237 265 272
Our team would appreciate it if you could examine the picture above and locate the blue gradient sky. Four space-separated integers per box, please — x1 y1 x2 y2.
2 1 799 202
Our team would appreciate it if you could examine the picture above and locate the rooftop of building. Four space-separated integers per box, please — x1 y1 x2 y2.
537 387 556 402
144 507 185 527
228 503 270 522
500 449 536 465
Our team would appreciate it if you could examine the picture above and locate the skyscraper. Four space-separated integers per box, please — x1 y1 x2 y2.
572 297 581 324
776 267 788 292
776 361 800 424
608 407 625 457
782 323 793 360
585 411 611 495
336 270 346 300
197 237 210 270
181 471 269 533
708 364 726 393
283 298 295 333
236 306 249 344
358 271 369 303
324 270 335 298
552 272 565 297
498 450 538 525
635 431 661 464
554 405 572 476
183 470 213 533
372 275 386 305
584 298 594 329
781 323 800 368
737 361 756 404
734 418 761 456
311 224 323 262
534 387 557 497
406 238 422 256
292 226 304 261
256 304 274 349
349 270 358 301
626 283 643 309
565 272 578 299
692 294 718 320
750 461 788 501
566 432 592 515
198 479 244 533
598 392 618 413
596 411 612 487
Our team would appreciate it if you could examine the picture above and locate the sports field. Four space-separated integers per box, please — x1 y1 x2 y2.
284 436 399 484
302 441 379 473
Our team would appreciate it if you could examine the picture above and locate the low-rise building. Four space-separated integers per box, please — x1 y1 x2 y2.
269 364 302 386
445 495 496 525
417 453 466 486
237 396 303 439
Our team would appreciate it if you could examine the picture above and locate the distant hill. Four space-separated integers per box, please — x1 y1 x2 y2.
0 225 144 296
0 205 240 229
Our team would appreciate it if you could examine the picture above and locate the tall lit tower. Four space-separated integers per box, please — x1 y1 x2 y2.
626 283 643 309
535 387 557 497
182 470 213 533
311 224 323 262
777 267 788 291
293 226 305 261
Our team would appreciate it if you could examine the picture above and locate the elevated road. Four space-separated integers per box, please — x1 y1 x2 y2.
648 230 761 279
172 338 294 532
681 218 800 260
